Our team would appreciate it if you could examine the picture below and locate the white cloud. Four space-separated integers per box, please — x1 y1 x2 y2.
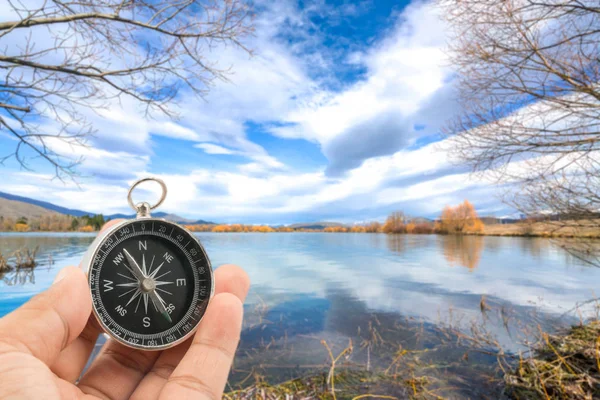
270 1 451 175
194 143 236 155
0 135 502 222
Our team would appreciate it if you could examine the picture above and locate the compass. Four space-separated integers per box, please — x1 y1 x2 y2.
81 178 214 350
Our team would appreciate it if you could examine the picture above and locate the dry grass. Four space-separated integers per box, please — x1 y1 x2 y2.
224 369 435 400
481 221 600 238
0 246 39 274
13 246 38 268
504 320 600 399
0 252 10 273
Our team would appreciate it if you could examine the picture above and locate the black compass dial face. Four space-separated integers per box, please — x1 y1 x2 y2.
89 219 212 349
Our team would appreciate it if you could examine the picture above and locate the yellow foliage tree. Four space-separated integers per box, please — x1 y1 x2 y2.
365 222 381 233
251 225 275 233
383 212 406 234
79 225 95 232
324 226 349 233
438 200 484 234
14 223 29 232
350 226 366 233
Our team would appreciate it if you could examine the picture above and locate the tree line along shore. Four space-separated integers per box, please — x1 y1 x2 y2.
0 200 597 238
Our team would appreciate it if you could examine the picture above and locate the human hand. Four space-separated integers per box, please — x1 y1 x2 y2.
0 220 250 399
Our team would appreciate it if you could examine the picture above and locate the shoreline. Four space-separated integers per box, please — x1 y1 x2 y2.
1 227 599 239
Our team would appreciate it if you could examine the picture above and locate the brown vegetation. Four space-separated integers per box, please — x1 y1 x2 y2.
382 212 407 234
436 200 484 234
186 224 276 233
0 246 39 272
505 320 600 399
482 220 600 239
0 214 106 232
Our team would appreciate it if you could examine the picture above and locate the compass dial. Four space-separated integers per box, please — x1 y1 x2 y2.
88 219 213 350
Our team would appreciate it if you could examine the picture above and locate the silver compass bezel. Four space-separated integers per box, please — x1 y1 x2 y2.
81 218 215 351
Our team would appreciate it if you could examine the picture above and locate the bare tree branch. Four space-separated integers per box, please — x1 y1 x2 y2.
0 0 254 180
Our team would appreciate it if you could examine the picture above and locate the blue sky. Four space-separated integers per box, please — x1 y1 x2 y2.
0 0 512 224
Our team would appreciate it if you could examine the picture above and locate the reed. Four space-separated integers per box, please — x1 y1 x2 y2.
13 246 38 269
504 320 600 399
0 252 11 273
0 247 39 273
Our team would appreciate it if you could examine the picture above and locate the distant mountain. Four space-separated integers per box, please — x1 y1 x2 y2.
409 217 433 224
0 191 215 225
106 212 215 225
0 197 61 220
0 191 90 217
288 221 347 230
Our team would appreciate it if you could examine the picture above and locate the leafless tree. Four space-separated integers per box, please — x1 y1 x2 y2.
0 0 253 179
440 0 600 225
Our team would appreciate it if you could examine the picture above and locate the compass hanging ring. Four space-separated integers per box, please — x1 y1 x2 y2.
127 177 168 218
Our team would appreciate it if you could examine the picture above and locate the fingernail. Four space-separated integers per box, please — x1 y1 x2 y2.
53 267 70 284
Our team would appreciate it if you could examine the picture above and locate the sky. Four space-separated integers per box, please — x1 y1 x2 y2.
0 0 512 224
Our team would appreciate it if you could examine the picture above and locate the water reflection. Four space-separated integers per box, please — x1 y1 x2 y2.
2 268 36 286
440 235 484 270
385 234 406 255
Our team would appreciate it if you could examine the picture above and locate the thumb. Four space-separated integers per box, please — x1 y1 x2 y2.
0 266 91 366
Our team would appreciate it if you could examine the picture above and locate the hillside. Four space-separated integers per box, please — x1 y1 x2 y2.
0 191 89 217
0 197 61 220
105 212 215 225
0 191 215 225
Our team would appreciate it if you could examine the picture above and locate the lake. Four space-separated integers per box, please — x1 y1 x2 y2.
1 232 599 397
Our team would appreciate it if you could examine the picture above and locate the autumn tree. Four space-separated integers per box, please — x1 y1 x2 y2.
438 200 484 234
441 0 600 222
383 211 407 234
364 221 382 233
0 0 252 178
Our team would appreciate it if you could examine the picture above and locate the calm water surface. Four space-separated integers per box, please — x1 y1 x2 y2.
1 233 598 397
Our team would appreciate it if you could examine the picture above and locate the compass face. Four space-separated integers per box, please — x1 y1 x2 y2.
88 219 213 350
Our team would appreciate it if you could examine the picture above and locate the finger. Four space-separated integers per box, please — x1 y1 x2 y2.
131 264 250 400
0 266 91 366
50 314 102 382
160 293 244 400
77 340 161 400
214 264 251 302
51 219 126 382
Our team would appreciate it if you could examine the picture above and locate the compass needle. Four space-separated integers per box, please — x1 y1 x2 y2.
123 249 145 281
150 291 172 323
